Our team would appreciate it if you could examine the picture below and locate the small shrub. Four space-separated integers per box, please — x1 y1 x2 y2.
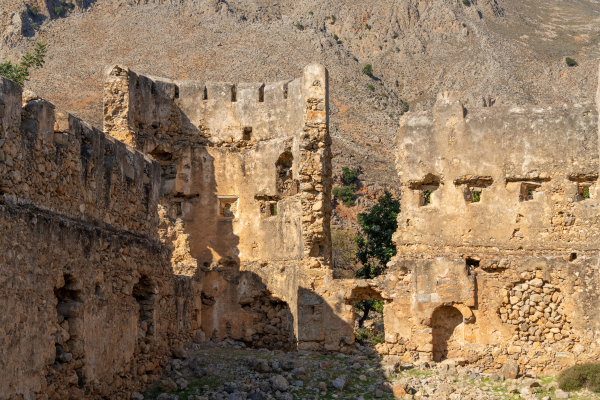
308 11 313 15
379 45 382 50
392 32 398 39
402 102 409 113
381 92 388 98
362 64 373 75
341 166 359 184
295 22 304 30
462 0 470 4
366 143 371 146
566 57 578 67
31 22 38 29
29 6 38 16
558 363 600 392
395 47 400 52
389 113 394 118
333 186 356 206
333 34 339 40
330 15 336 24
365 23 371 30
67 2 74 8
337 40 342 44
54 6 63 15
367 84 375 91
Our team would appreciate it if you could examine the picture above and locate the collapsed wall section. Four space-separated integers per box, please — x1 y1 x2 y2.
0 77 199 400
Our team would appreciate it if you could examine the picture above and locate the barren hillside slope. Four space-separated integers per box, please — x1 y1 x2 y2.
1 0 599 185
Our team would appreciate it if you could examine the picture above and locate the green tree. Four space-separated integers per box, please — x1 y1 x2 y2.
341 166 359 185
354 191 400 327
0 42 47 86
332 186 355 206
362 64 373 76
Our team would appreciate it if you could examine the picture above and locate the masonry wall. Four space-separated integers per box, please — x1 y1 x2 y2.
104 64 333 350
379 91 600 375
0 77 199 400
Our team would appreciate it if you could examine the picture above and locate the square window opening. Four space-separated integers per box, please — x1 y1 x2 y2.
415 183 439 207
218 197 238 219
578 185 591 201
471 190 481 203
270 203 278 216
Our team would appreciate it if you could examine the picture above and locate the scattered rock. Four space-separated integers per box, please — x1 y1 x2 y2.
271 375 289 392
131 392 144 400
331 375 347 390
172 348 188 359
500 359 519 379
157 378 178 392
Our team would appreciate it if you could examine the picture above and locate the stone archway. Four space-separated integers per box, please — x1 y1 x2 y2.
431 306 463 362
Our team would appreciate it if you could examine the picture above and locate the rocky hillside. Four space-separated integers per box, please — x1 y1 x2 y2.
1 0 599 186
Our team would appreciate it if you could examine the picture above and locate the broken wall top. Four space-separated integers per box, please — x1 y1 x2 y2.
0 77 161 238
104 63 328 153
395 92 600 253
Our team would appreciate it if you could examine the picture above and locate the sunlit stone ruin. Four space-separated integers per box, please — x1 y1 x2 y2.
1 63 599 399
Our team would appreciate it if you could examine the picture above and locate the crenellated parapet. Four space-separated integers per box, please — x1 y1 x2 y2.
0 76 161 238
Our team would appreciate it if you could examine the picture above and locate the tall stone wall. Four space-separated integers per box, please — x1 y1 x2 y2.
0 77 200 400
103 64 333 350
382 91 600 375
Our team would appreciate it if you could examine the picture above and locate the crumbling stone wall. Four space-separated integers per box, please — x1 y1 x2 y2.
0 77 199 400
103 64 333 350
382 90 600 375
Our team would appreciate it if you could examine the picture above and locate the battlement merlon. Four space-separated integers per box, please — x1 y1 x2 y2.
103 63 328 153
0 76 161 238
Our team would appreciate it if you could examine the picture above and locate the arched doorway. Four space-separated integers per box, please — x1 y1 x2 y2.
431 306 463 362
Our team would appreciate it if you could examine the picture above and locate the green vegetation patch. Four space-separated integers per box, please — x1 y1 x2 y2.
558 363 600 392
566 57 578 67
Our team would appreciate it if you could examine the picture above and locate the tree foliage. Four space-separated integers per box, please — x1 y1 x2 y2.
331 228 359 278
362 64 373 75
355 191 400 280
353 191 400 328
341 166 359 185
0 42 47 86
332 186 355 206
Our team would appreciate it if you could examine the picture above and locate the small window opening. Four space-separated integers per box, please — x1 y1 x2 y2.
519 182 542 202
219 197 237 219
577 185 591 201
231 85 237 102
283 83 289 99
175 202 182 217
174 85 179 99
466 258 480 268
569 252 577 261
270 203 277 216
471 189 482 203
243 127 252 141
202 86 208 100
258 84 265 102
150 82 156 95
423 189 433 205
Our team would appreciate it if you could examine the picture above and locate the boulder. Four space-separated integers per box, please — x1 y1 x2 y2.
331 375 347 390
157 378 178 392
500 359 519 379
271 375 289 392
172 348 188 359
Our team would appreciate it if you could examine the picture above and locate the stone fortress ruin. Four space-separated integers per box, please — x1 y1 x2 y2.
1 62 599 399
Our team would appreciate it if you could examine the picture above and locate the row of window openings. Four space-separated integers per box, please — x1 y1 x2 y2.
219 200 278 218
421 184 592 206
